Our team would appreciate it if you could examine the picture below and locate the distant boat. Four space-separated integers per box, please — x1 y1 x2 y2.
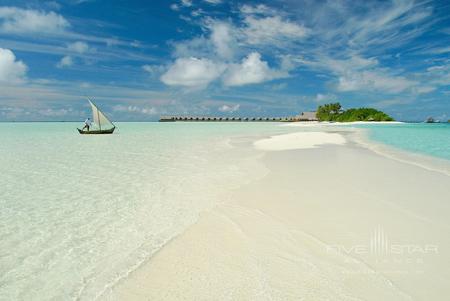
78 99 116 134
425 117 436 123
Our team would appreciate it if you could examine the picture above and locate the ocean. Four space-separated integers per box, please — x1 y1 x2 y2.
351 122 450 161
0 122 286 300
1 121 449 300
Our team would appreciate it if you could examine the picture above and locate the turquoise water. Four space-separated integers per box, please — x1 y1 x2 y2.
351 123 450 161
0 122 290 300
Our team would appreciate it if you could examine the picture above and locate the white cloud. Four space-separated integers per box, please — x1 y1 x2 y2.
172 36 211 58
170 3 179 11
142 64 166 76
57 56 73 68
223 52 287 86
161 57 226 87
413 86 436 94
191 9 204 17
38 108 71 116
337 70 416 93
428 46 450 54
0 7 69 34
55 42 91 68
311 55 419 94
240 4 276 15
105 38 119 47
180 0 192 7
210 22 234 60
424 63 450 86
67 41 89 54
131 41 141 48
242 16 308 45
326 56 379 73
45 1 62 10
347 0 432 49
113 105 157 115
203 0 222 4
314 93 336 103
219 104 240 113
0 48 27 83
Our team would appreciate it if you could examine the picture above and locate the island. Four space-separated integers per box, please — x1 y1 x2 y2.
316 102 394 122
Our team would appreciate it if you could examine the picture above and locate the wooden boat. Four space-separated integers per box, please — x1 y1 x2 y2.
78 98 116 134
77 127 115 134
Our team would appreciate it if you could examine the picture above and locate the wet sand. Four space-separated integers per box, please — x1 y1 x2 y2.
106 130 450 300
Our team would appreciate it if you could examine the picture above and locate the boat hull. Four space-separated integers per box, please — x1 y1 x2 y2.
77 127 115 134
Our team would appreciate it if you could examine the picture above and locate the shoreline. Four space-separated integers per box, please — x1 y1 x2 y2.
104 127 450 300
349 127 450 176
284 122 450 176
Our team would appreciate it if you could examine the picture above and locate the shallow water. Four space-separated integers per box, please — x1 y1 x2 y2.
0 122 289 300
351 123 450 161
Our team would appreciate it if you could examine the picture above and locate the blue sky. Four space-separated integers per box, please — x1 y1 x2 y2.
0 0 449 121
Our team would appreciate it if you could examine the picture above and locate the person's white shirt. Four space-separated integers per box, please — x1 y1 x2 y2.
85 119 92 126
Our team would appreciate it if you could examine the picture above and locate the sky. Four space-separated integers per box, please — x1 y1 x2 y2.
0 0 449 121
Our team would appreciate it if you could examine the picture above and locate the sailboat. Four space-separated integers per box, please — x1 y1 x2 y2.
77 98 116 134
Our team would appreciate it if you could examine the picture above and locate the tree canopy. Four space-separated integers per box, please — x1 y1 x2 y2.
316 103 394 122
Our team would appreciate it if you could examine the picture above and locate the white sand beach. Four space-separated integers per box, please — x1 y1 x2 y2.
106 127 450 301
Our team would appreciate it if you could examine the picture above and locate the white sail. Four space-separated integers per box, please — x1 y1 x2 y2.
88 99 114 130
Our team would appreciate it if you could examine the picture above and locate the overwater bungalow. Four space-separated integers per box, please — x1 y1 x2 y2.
159 111 318 122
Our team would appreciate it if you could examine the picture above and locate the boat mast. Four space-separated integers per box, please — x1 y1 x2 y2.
97 108 101 130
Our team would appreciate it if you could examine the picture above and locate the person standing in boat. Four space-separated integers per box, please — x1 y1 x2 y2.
82 118 92 131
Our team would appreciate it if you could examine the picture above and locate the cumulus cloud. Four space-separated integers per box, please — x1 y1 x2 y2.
161 51 289 88
67 41 89 54
0 48 27 83
0 7 69 34
56 56 73 68
223 52 287 86
218 104 240 113
161 57 226 87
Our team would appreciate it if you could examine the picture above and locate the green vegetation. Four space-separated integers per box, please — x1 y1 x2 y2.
316 102 394 122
